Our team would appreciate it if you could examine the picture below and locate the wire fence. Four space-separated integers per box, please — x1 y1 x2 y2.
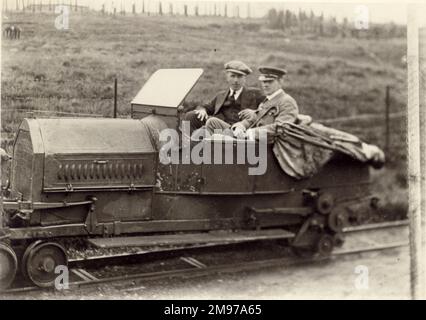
1 81 407 162
0 108 104 117
318 111 405 124
1 96 118 100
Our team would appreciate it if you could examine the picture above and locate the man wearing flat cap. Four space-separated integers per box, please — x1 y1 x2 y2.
230 66 299 141
184 60 264 134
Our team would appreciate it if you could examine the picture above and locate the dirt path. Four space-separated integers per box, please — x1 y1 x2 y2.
126 247 410 300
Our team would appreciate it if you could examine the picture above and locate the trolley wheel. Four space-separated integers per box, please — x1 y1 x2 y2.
292 233 335 258
0 242 18 290
24 241 68 288
21 240 42 280
316 193 334 215
328 210 347 233
315 234 334 257
333 233 345 247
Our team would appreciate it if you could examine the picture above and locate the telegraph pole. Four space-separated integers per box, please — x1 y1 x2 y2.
407 4 424 300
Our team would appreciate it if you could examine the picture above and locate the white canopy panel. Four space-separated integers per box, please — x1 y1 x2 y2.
131 68 204 108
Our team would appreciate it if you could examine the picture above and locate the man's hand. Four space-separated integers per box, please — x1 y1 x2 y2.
195 108 208 121
238 109 256 120
0 148 11 161
231 123 247 139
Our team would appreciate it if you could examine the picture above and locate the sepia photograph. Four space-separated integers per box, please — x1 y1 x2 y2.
0 0 425 303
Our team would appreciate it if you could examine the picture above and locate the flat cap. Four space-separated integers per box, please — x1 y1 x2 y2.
224 60 252 76
258 66 287 81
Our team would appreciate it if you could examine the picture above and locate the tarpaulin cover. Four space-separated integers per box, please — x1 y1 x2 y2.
273 121 385 179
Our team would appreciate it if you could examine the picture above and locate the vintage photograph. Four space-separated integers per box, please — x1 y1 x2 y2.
0 0 424 301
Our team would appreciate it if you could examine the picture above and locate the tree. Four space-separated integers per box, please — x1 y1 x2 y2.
267 8 278 29
277 10 285 30
342 17 348 37
291 12 298 27
298 9 305 33
285 10 292 29
309 10 315 32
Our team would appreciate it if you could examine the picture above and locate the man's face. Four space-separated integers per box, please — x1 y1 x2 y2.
260 78 282 96
225 72 246 91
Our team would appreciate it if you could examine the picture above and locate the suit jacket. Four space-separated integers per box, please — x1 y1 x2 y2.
239 90 299 140
200 87 264 116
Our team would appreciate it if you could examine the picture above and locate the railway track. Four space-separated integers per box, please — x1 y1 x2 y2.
1 220 409 296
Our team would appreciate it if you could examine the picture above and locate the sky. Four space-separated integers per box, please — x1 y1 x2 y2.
74 0 426 24
5 0 426 25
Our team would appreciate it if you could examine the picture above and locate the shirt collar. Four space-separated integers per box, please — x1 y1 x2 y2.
266 88 284 101
229 87 244 100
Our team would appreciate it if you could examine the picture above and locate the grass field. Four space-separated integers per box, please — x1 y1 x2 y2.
1 11 408 209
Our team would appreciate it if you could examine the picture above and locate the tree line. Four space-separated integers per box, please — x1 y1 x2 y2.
266 8 405 39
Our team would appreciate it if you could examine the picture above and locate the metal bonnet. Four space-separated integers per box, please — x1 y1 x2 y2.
34 118 155 154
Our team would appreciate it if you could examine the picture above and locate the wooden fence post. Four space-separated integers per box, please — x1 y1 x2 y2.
385 85 390 154
113 78 118 118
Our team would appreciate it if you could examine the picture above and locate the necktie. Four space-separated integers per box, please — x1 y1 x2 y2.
229 90 236 102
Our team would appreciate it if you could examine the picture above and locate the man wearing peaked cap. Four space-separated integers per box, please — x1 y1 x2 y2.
257 66 287 81
230 65 299 141
184 60 265 135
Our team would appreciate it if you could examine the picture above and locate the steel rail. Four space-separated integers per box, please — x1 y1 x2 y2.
1 227 408 295
342 219 409 233
66 219 409 263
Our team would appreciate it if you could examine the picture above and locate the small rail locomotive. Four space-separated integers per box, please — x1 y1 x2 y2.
0 69 383 289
